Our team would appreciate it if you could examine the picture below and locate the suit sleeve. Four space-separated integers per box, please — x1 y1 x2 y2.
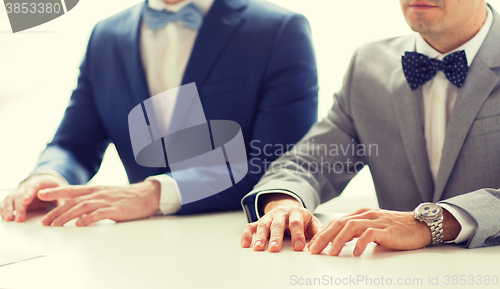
440 189 500 248
177 14 318 215
31 25 110 185
242 49 364 221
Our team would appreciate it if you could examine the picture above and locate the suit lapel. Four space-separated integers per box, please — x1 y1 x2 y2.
390 52 435 203
119 2 151 105
118 2 161 176
433 7 500 201
182 0 247 87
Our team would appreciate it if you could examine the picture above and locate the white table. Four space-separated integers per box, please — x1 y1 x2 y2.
0 190 499 289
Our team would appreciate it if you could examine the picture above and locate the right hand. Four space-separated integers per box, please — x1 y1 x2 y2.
0 174 66 222
240 194 324 252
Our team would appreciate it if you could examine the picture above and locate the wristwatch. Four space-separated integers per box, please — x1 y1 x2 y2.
414 203 444 245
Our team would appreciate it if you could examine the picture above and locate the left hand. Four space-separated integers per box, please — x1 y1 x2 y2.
307 208 432 257
37 180 161 226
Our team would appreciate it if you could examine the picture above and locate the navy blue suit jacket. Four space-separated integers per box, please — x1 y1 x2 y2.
33 0 318 214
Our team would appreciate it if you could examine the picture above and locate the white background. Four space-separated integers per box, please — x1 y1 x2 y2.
0 1 499 209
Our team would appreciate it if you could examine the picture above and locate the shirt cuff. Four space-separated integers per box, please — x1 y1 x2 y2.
254 190 304 219
28 170 69 185
439 203 477 244
146 174 181 215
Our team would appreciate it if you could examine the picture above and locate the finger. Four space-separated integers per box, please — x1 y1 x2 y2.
329 220 381 256
76 207 117 227
38 185 100 201
253 216 272 251
353 228 386 257
51 200 108 226
19 184 37 206
306 216 324 240
309 217 341 249
0 196 15 221
310 217 357 254
310 217 325 235
241 223 258 248
309 211 379 248
14 194 27 222
41 198 79 226
288 209 306 251
268 213 287 252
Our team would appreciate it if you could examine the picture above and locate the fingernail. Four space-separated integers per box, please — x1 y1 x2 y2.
241 240 249 247
269 241 278 247
353 248 360 256
254 241 263 248
294 241 304 250
53 219 61 226
38 191 47 197
309 243 318 253
76 219 82 226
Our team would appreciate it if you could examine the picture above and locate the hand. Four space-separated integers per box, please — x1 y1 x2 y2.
37 180 161 226
0 174 66 222
240 194 324 252
307 208 432 257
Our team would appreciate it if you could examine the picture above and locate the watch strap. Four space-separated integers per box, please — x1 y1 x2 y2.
429 219 444 245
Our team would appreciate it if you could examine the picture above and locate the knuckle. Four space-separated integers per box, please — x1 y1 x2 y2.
364 210 377 218
270 221 284 228
289 219 302 228
364 228 376 236
257 222 270 229
345 219 357 227
81 201 91 209
329 218 345 227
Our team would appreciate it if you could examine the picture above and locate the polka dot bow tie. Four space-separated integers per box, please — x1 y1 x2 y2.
401 51 469 90
142 2 204 31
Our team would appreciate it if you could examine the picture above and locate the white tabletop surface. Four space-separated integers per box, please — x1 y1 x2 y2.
3 2 500 288
1 189 499 289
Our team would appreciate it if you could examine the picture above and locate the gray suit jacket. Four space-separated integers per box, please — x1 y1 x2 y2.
242 7 500 249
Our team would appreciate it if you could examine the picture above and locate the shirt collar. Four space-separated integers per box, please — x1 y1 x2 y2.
148 0 214 14
416 6 493 66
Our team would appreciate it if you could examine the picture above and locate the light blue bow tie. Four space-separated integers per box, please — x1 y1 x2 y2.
142 2 204 31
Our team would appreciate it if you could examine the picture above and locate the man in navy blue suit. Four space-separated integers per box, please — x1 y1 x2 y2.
0 0 318 225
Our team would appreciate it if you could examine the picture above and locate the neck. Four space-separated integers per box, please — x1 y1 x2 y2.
421 6 488 54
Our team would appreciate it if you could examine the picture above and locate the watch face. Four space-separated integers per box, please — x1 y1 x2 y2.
417 203 442 220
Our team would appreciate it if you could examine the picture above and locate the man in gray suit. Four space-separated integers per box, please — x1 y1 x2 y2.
240 0 500 256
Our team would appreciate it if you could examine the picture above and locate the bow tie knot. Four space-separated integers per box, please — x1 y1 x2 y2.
402 51 469 90
142 2 204 31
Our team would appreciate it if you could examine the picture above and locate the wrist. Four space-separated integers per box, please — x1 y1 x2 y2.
140 180 162 214
442 208 461 241
413 214 433 246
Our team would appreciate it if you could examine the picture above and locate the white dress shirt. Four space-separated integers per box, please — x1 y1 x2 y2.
254 7 493 245
417 6 493 243
142 0 215 215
